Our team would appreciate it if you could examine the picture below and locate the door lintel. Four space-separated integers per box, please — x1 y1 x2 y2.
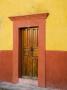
9 13 49 21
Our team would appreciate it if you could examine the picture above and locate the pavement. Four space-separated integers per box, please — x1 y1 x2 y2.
0 79 62 90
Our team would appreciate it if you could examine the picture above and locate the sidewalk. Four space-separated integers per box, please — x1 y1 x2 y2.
0 79 61 90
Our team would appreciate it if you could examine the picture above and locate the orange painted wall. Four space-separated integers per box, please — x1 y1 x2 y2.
46 51 67 89
0 51 13 82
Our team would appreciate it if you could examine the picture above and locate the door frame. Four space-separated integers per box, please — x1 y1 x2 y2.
9 13 49 87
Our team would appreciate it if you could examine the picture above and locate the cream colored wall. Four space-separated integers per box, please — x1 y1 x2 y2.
0 0 67 50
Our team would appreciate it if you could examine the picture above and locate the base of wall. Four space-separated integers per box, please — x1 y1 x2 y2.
46 51 67 89
0 50 13 82
0 50 67 89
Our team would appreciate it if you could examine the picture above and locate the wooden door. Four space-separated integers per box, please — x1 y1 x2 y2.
21 27 38 79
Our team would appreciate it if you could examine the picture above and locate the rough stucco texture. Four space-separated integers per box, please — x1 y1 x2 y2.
0 0 67 50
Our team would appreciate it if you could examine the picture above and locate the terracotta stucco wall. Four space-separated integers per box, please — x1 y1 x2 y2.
46 51 67 89
0 50 13 82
